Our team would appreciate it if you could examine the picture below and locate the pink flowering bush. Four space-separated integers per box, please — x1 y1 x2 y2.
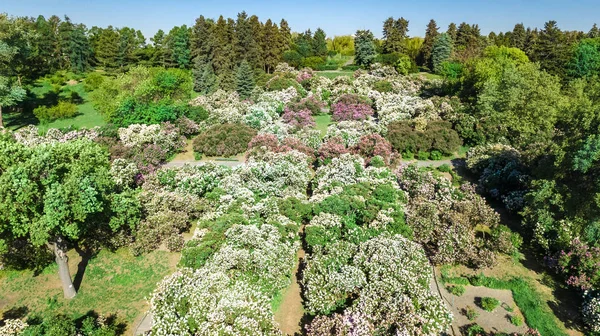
296 68 314 83
248 133 315 162
318 137 350 164
331 100 374 121
352 133 394 165
282 108 315 129
555 239 600 290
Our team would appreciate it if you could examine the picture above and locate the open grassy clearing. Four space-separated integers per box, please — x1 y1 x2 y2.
314 114 332 136
4 79 106 131
0 248 178 332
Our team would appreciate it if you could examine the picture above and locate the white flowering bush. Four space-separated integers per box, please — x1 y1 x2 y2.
13 125 99 146
117 123 185 153
256 86 298 105
304 235 452 335
150 224 296 336
583 290 600 332
110 158 139 188
324 119 384 146
151 162 231 197
244 101 280 130
0 319 28 336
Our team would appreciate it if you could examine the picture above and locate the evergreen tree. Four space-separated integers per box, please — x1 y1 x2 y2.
247 15 264 70
431 33 452 73
589 24 600 38
523 28 538 60
166 25 191 69
213 16 236 90
535 20 569 77
511 23 527 50
417 19 439 68
279 19 292 53
150 29 167 67
312 28 328 57
447 23 458 42
236 60 254 99
262 19 280 72
92 26 119 68
193 59 218 93
354 30 377 67
382 17 409 53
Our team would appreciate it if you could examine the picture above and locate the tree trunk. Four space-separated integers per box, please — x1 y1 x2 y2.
0 105 3 128
51 237 77 299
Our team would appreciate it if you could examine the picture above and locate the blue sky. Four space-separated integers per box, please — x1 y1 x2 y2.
3 0 599 39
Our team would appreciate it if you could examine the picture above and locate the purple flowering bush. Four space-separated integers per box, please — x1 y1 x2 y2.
331 96 374 121
282 108 315 129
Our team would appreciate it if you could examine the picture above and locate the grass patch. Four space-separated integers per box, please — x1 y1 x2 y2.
4 79 106 131
410 72 443 80
0 248 177 328
314 114 332 137
469 274 568 336
315 70 355 80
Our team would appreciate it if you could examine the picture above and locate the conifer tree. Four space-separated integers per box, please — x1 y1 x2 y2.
535 20 569 76
417 19 439 67
447 23 458 43
589 24 600 38
312 28 328 57
431 33 452 73
193 59 218 94
511 23 527 50
236 60 254 99
354 30 377 67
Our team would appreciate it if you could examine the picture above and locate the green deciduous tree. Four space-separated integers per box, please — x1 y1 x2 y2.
0 139 139 298
568 38 600 78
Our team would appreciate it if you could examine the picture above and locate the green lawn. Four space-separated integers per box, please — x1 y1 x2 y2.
314 114 332 136
315 70 355 80
4 80 106 131
0 248 177 328
410 71 443 80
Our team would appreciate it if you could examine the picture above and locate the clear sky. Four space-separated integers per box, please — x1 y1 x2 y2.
3 0 599 39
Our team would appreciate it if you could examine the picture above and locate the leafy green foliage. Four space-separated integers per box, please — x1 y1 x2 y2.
33 101 78 123
480 297 500 311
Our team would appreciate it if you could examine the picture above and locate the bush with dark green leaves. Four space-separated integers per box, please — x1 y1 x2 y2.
387 120 462 155
373 80 394 93
193 123 257 157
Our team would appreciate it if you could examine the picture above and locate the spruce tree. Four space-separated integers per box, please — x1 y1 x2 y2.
279 19 292 53
312 28 328 57
236 60 254 99
431 33 452 73
589 24 600 38
447 23 458 43
354 30 377 67
193 59 218 94
511 23 526 50
535 20 569 77
417 19 439 67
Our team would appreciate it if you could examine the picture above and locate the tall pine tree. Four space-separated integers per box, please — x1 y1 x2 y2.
236 60 254 98
417 19 439 68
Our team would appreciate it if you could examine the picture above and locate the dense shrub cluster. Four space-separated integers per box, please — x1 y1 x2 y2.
192 123 256 157
387 120 461 156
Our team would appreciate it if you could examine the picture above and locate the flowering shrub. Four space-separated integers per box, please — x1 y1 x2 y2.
296 68 314 83
174 116 200 135
331 94 373 122
352 133 394 165
466 144 530 212
193 123 256 157
304 235 452 335
244 102 279 130
324 119 384 147
318 137 350 164
583 290 600 333
555 239 600 290
286 95 326 115
282 108 315 129
150 224 297 335
0 319 28 335
248 134 315 162
397 165 502 267
13 125 99 146
110 158 140 189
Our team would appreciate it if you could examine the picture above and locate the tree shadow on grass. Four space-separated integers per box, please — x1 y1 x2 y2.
73 245 95 292
0 306 29 325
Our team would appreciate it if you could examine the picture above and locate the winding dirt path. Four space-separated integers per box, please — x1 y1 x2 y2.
274 246 306 335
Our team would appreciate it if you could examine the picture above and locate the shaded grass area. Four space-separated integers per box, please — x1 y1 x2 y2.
410 71 443 80
314 114 332 137
4 79 106 131
315 70 355 79
441 269 569 336
0 248 177 329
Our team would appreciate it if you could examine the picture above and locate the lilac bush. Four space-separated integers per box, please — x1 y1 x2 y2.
282 108 315 129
